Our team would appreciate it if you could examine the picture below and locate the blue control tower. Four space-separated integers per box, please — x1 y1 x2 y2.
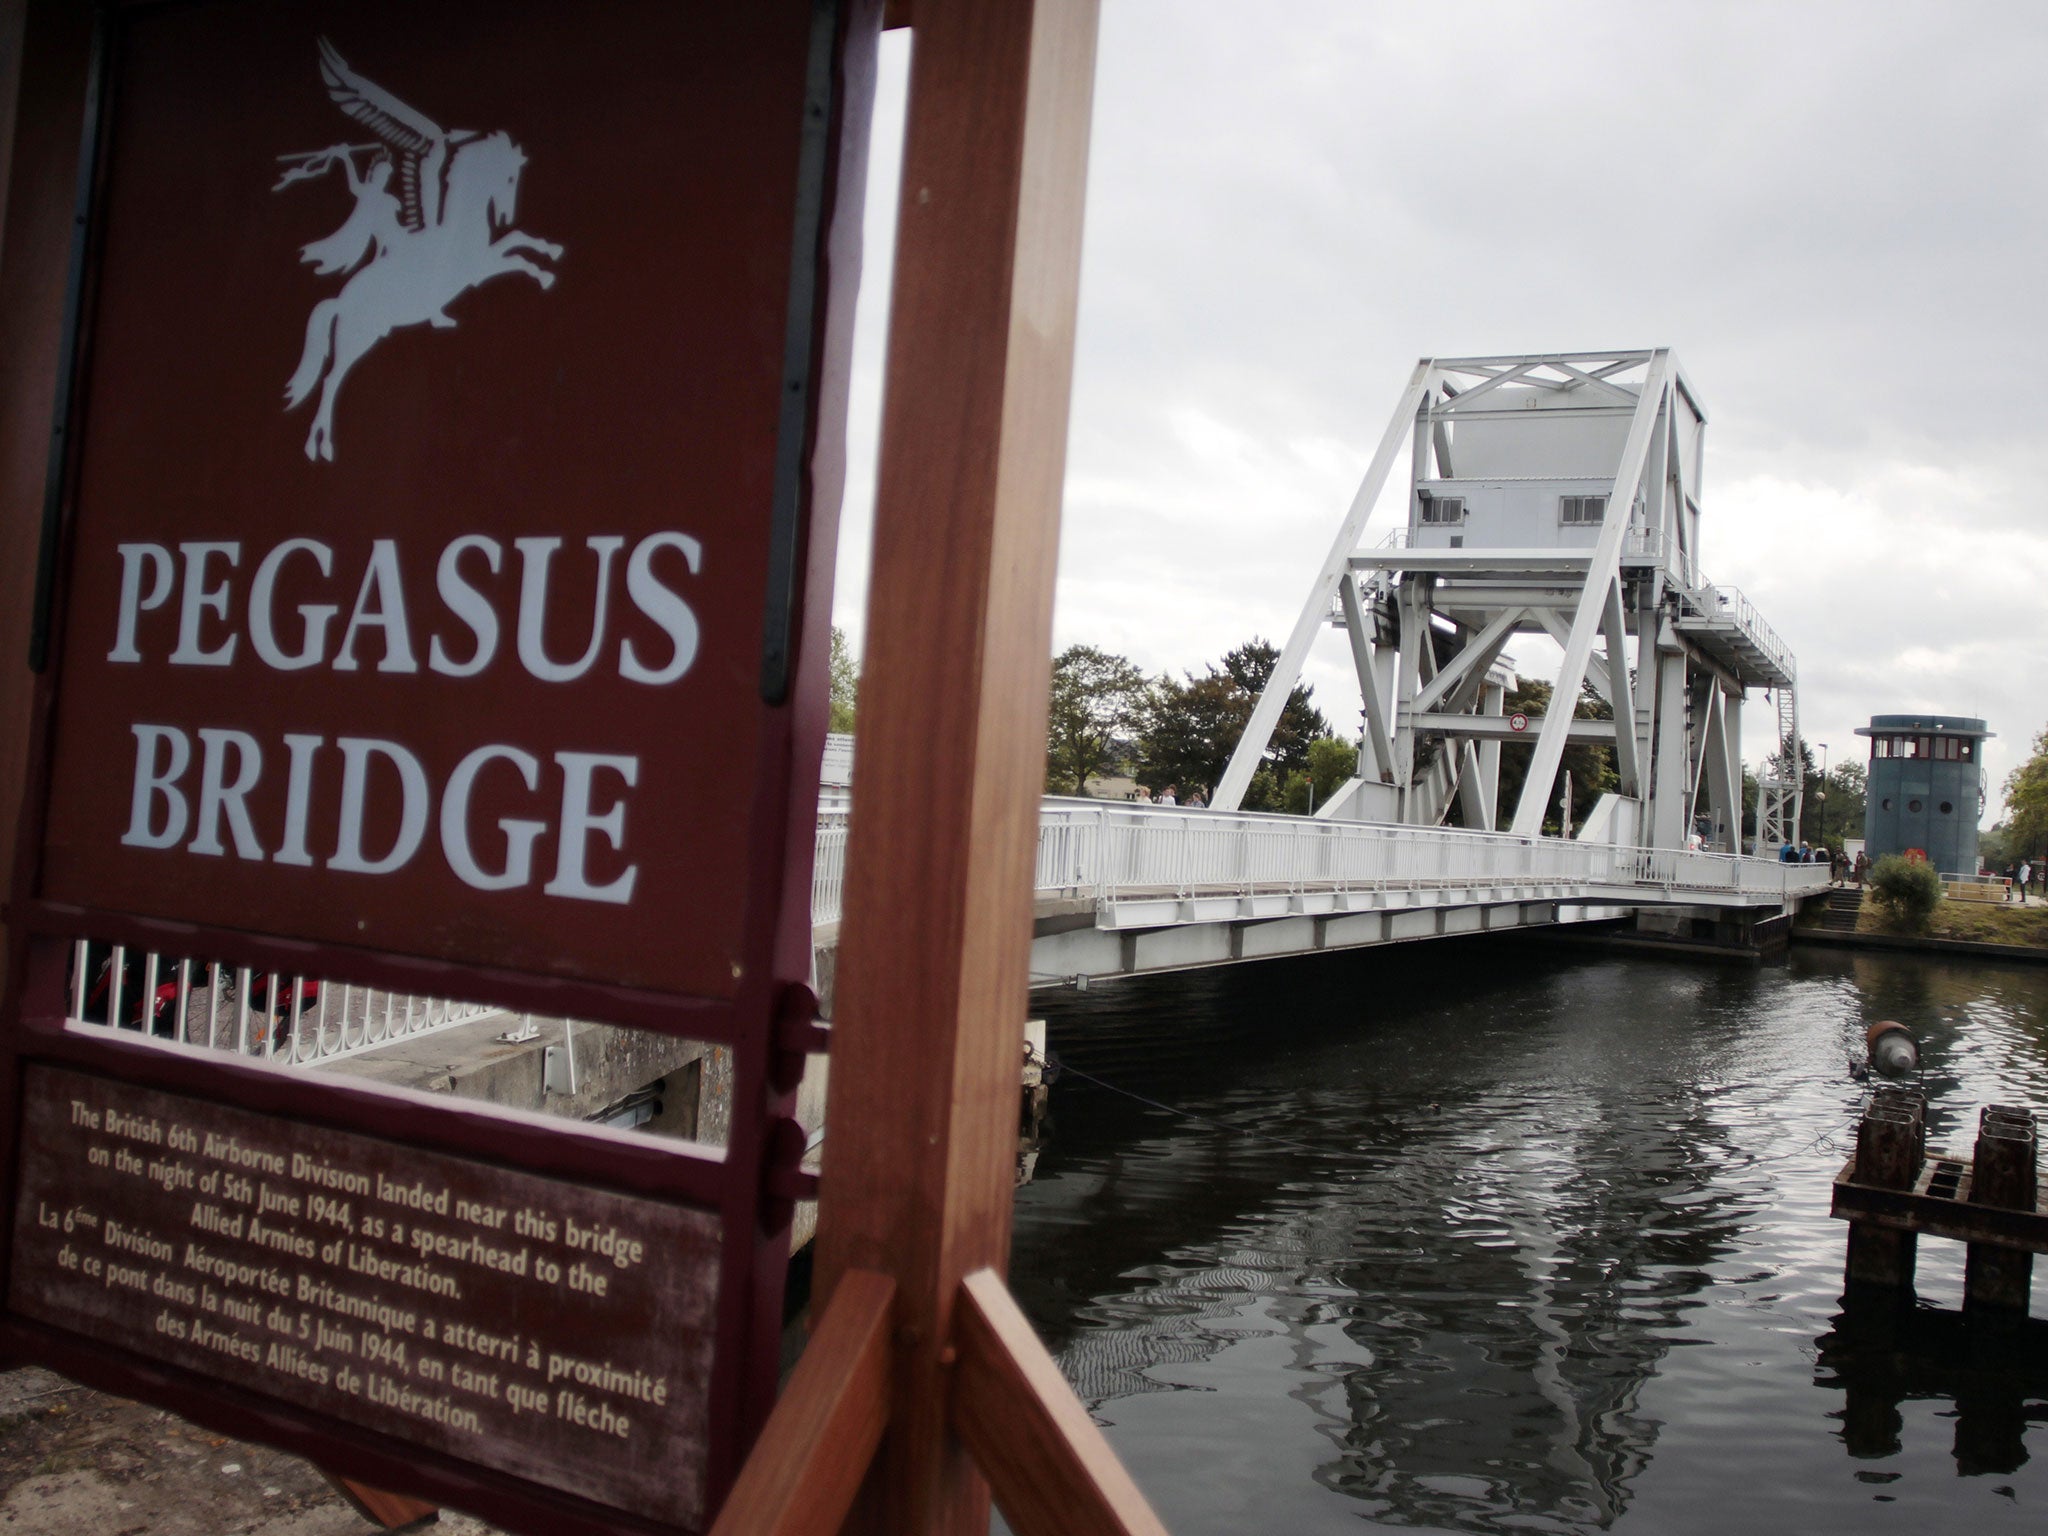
1854 714 1991 875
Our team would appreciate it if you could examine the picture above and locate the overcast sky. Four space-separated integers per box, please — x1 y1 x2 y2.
833 3 2048 826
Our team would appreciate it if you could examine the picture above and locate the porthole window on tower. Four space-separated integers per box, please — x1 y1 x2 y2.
1940 801 1954 815
1881 798 1893 811
1908 798 1923 813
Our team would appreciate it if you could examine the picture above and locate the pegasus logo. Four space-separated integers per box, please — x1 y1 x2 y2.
276 38 563 462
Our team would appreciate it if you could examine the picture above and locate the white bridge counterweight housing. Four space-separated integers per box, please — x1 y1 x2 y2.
1214 349 1797 855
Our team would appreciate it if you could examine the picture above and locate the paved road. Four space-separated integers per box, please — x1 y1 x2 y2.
0 1367 505 1535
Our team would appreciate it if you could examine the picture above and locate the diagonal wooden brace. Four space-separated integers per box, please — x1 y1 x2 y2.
707 1270 897 1536
951 1269 1167 1536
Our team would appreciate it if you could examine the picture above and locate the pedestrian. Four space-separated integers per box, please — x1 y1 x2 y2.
1134 786 1152 804
2020 859 2032 905
2006 862 2019 902
1158 784 1178 807
1186 790 1207 809
1852 850 1868 886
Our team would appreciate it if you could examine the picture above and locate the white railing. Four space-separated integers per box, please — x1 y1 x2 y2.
813 811 850 929
808 800 1829 926
65 804 1825 1070
62 943 510 1066
1686 582 1795 683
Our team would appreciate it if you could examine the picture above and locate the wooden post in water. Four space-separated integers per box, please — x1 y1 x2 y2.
1964 1105 2037 1315
1845 1090 1923 1292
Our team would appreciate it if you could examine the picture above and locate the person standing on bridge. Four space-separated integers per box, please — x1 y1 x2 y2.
1158 785 1177 806
1133 786 1152 804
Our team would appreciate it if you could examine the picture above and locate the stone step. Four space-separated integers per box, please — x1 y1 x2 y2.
1821 888 1864 931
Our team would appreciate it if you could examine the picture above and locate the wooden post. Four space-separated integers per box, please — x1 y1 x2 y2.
1964 1105 2036 1315
800 2 1154 1534
0 0 92 1013
1845 1093 1922 1292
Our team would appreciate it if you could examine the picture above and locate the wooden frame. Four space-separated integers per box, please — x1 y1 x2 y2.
710 1 1165 1532
0 2 880 1530
0 0 1161 1528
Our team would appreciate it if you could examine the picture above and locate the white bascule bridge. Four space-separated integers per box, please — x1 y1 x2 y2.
63 350 1829 1089
1215 348 1802 855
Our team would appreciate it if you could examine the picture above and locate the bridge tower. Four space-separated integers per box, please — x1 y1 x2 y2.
1216 349 1796 850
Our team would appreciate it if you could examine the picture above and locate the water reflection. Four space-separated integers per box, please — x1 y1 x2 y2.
1817 1303 2048 1474
1009 943 2048 1534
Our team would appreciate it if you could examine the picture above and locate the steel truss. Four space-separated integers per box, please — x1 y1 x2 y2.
1754 684 1804 856
1217 350 1796 851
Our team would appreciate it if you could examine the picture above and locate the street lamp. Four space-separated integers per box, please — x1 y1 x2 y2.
1817 742 1829 850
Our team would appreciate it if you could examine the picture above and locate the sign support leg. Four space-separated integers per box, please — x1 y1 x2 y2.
322 1475 440 1531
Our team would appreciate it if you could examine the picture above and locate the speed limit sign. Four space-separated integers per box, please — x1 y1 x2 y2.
1509 712 1529 732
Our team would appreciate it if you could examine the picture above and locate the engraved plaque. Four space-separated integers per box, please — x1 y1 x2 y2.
10 1066 720 1527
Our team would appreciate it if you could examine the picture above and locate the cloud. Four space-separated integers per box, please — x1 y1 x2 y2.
835 4 2048 826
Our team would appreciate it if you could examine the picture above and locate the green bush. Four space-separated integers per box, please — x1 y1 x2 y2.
1868 854 1942 929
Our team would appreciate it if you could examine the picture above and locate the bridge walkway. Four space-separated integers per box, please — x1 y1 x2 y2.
810 798 1832 991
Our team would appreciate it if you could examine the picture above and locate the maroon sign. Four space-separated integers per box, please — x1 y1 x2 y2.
3 0 874 1529
34 0 837 998
13 1065 721 1527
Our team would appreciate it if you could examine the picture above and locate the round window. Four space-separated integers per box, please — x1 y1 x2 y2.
1908 798 1923 813
1940 801 1954 815
1881 797 1893 811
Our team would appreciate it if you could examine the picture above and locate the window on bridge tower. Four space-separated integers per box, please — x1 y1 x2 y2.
1560 494 1606 525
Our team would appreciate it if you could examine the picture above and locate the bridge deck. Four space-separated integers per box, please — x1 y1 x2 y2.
813 798 1828 926
811 797 1831 989
65 800 1829 1068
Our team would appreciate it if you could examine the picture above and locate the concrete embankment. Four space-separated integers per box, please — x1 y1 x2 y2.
1795 928 2048 965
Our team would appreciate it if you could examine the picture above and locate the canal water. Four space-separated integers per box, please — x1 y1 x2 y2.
1007 940 2048 1534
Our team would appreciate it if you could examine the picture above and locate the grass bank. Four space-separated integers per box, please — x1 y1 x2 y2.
1857 894 2048 947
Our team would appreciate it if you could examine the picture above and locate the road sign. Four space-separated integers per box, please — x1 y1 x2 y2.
1509 712 1529 732
1 2 877 1529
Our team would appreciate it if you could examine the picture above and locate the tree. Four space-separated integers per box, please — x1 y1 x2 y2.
1481 676 1616 835
1868 853 1941 930
1811 761 1866 849
1219 639 1329 780
1044 644 1148 794
1980 823 2014 872
1134 637 1327 805
2003 722 2048 861
1284 735 1360 815
1137 670 1248 805
828 626 859 735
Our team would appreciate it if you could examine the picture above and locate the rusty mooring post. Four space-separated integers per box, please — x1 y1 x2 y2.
1845 1089 1924 1292
1964 1104 2037 1315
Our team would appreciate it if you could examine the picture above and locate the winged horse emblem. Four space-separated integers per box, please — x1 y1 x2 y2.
276 38 563 462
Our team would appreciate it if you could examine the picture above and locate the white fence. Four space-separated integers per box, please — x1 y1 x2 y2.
68 804 1821 1065
809 799 1830 926
63 943 507 1066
